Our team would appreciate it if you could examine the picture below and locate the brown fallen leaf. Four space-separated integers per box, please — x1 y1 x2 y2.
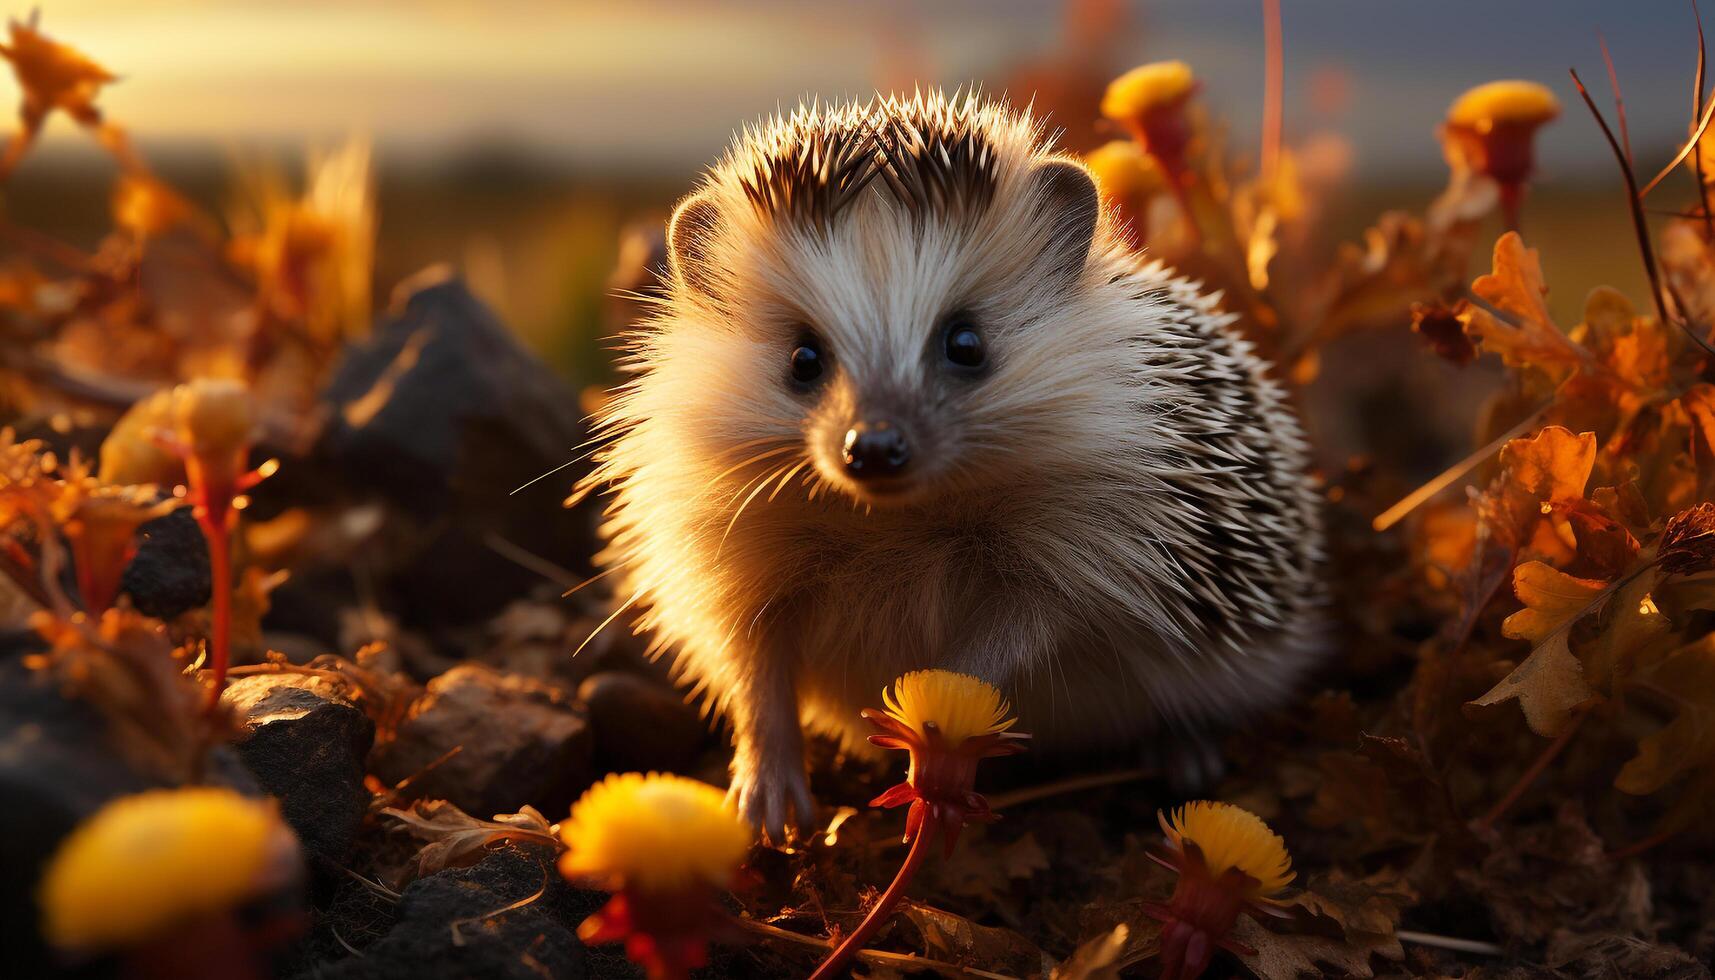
380 798 560 880
1230 914 1403 980
1283 868 1415 941
898 902 1048 979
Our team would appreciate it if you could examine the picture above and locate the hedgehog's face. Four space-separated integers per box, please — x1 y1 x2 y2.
656 99 1101 510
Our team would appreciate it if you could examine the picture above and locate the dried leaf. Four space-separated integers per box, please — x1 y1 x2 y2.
1498 425 1597 508
1284 868 1415 940
898 902 1047 978
1230 914 1402 980
1660 503 1715 576
1460 232 1587 381
1051 924 1131 980
1411 300 1477 366
1469 561 1604 735
381 798 560 880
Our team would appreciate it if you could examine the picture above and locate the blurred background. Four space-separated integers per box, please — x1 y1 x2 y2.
5 0 1702 393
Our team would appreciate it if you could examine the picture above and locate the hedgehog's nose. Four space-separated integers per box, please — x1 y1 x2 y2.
843 421 911 479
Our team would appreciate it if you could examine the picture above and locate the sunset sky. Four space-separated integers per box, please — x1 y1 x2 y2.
11 0 1704 182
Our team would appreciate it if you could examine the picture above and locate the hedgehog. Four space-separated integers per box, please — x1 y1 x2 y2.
582 91 1325 839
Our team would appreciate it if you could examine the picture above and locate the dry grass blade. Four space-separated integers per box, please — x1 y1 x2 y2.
1570 66 1710 358
1599 33 1633 167
1638 81 1715 198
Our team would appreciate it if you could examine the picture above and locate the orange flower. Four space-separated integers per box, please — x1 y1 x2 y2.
1101 61 1199 182
1444 80 1559 228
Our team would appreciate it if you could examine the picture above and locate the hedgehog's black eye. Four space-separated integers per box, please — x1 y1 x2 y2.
789 335 826 386
943 319 985 371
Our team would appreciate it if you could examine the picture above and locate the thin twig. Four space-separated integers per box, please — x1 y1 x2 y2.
1396 930 1506 956
449 872 548 947
482 530 582 591
1693 0 1714 237
1605 827 1678 862
330 926 364 957
1570 68 1685 342
986 767 1155 811
1599 33 1632 167
736 917 1019 980
1475 711 1588 831
1372 404 1549 533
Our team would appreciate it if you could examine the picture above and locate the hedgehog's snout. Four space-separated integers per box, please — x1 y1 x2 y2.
842 420 911 480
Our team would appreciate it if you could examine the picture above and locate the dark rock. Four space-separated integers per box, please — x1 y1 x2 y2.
312 270 596 631
121 508 212 620
299 845 592 980
0 660 260 976
371 664 591 818
578 671 708 775
224 674 374 863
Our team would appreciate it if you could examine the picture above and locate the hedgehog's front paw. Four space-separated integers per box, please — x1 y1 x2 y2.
727 753 815 847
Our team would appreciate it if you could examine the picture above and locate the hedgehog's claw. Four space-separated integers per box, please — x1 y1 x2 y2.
728 755 814 847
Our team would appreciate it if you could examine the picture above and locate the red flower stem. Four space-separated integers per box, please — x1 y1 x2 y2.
200 514 232 713
808 823 936 980
1476 711 1586 831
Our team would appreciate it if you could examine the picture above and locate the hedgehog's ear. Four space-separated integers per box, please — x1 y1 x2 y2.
667 190 723 298
1027 159 1099 283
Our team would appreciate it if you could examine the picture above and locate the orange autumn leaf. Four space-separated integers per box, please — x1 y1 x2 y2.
1479 426 1597 554
1469 560 1603 736
1459 232 1586 381
1574 286 1670 394
1499 425 1595 505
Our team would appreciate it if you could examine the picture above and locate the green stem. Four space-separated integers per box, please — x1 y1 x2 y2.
808 824 936 980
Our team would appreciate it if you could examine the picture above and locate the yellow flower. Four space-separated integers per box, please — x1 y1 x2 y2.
881 669 1016 745
1085 140 1167 200
1101 60 1196 121
559 772 751 894
1160 801 1294 898
1447 80 1560 134
38 788 297 950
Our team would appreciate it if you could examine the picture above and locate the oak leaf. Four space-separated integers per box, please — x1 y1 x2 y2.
1469 561 1604 735
1459 232 1587 381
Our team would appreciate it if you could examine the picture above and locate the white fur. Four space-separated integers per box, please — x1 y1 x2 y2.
581 93 1325 836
